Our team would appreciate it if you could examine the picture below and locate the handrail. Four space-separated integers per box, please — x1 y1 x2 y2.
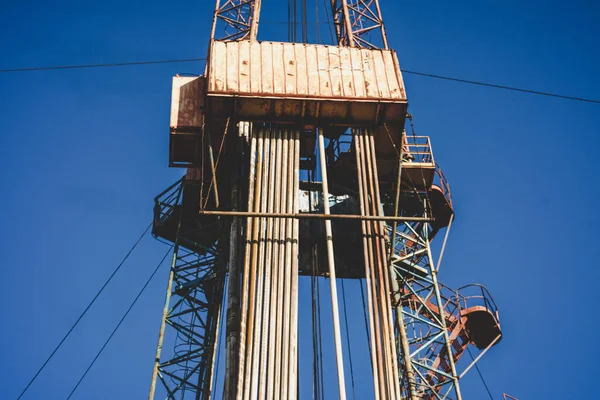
403 135 434 164
153 177 185 231
154 177 185 203
455 284 500 322
433 162 453 209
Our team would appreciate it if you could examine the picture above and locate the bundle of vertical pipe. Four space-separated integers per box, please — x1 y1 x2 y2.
354 128 402 399
237 127 300 400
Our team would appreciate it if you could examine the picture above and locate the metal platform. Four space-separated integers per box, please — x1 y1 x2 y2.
330 135 438 194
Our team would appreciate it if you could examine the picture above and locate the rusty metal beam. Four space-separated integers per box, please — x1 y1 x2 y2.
198 210 433 222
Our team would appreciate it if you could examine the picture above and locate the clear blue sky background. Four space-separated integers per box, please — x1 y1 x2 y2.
1 1 599 399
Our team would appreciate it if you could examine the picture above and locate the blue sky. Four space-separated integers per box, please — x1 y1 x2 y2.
1 1 599 399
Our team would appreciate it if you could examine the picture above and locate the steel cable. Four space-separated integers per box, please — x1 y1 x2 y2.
16 222 153 400
467 348 496 400
1 58 597 104
66 247 172 399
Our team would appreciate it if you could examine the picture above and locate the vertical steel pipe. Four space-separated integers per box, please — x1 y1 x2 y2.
274 131 289 400
353 132 382 400
357 131 389 398
250 129 271 399
266 130 283 399
258 129 277 398
367 130 402 399
289 130 300 400
281 130 295 399
236 132 257 398
362 131 394 397
318 129 347 400
241 130 265 400
225 134 242 400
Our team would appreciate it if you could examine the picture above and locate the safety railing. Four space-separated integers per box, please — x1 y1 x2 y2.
433 162 453 209
455 284 500 323
153 177 184 234
403 135 434 165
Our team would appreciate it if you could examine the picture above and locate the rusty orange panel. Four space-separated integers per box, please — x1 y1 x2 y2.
170 76 205 131
206 40 407 126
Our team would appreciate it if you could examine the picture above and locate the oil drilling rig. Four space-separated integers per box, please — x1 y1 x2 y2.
149 1 503 399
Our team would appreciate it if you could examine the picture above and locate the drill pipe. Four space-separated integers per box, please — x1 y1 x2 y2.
354 132 383 400
355 129 402 399
318 129 348 400
237 128 300 400
367 130 402 398
236 131 257 397
249 129 271 399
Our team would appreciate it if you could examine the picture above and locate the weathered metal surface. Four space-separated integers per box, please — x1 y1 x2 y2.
236 127 300 400
206 40 407 125
170 76 205 130
169 76 205 167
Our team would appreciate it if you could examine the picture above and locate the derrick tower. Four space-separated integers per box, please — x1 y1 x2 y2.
149 1 503 399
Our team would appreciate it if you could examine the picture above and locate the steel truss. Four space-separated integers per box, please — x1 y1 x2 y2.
149 179 227 400
390 216 502 400
330 0 389 49
389 218 463 400
211 0 261 42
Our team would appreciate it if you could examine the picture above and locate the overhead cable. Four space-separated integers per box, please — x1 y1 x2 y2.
16 222 152 400
402 69 600 104
0 58 206 73
66 246 172 399
1 57 597 104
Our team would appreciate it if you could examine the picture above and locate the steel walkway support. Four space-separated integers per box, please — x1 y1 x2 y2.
149 180 227 400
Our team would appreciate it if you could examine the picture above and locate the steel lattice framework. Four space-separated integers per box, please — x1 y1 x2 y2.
211 0 261 41
330 0 389 49
390 217 502 400
389 218 463 399
149 179 227 400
